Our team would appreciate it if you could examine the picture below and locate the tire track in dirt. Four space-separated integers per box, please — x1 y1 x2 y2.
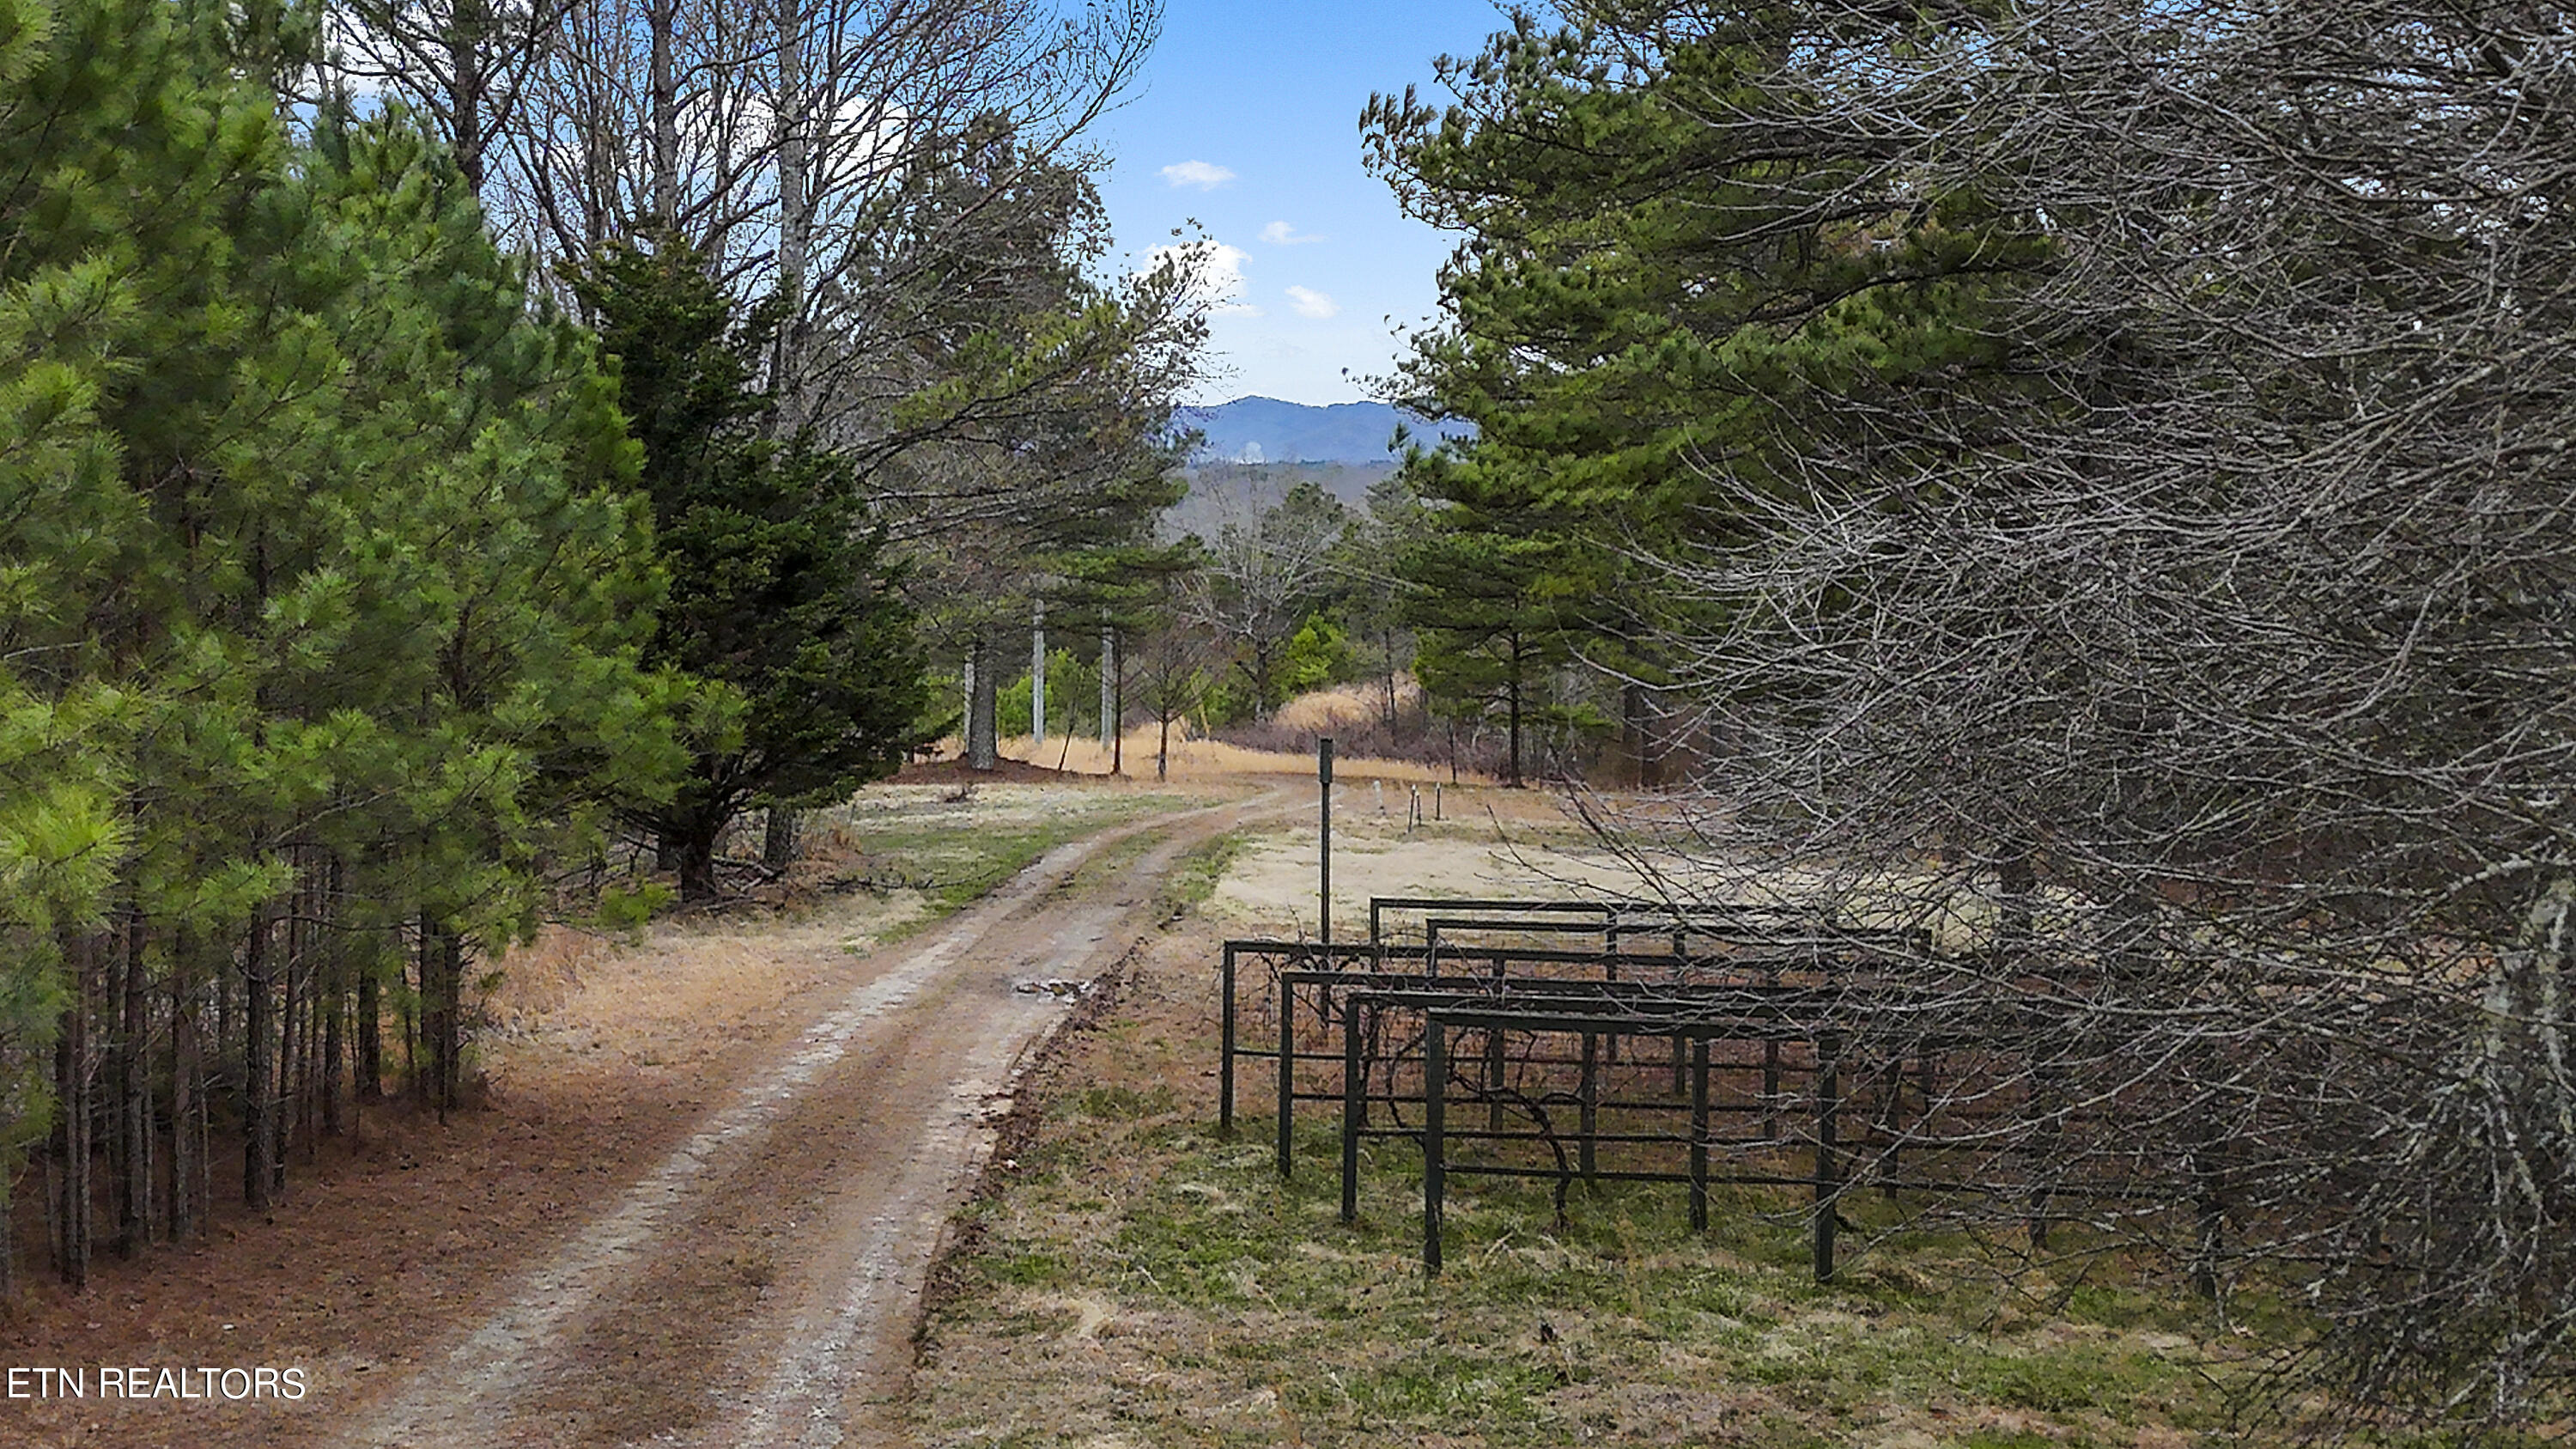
332 790 1283 1449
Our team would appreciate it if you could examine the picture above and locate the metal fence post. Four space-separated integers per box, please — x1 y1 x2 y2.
1424 1016 1446 1276
1219 943 1237 1135
1815 1030 1842 1283
1277 972 1297 1178
1317 738 1333 946
1341 995 1364 1225
1579 1031 1599 1186
1691 1036 1711 1233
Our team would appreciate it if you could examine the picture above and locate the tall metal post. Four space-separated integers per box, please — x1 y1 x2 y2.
1277 976 1297 1178
1317 737 1334 945
1579 1032 1599 1185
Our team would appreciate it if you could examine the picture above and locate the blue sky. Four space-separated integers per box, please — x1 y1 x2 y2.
1088 1 1510 406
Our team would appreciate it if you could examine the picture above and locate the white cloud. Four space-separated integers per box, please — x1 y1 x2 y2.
1260 220 1326 246
1143 240 1261 314
1159 160 1236 191
1285 285 1340 320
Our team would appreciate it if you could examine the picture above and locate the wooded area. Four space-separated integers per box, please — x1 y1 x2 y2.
0 0 1200 1294
1359 0 2576 1434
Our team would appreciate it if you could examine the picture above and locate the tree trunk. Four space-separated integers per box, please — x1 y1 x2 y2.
52 931 92 1288
1622 681 1650 788
170 929 199 1240
399 946 416 1105
580 76 615 251
321 857 345 1137
277 875 301 1191
447 0 490 195
772 0 810 417
1111 640 1126 776
1099 630 1115 757
243 907 275 1211
1157 709 1171 782
416 922 466 1121
1249 646 1274 722
118 905 150 1255
967 636 999 771
647 0 679 227
677 822 722 904
216 946 232 1074
434 928 465 1120
356 947 382 1102
762 806 799 872
104 917 130 1259
1382 629 1399 732
1505 650 1526 789
412 915 434 1110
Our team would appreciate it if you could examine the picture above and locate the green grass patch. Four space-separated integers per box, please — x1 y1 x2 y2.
1153 828 1252 920
922 1095 2293 1446
846 793 1186 931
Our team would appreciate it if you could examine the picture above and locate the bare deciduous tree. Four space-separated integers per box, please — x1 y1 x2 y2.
1453 0 2576 1432
1186 478 1346 720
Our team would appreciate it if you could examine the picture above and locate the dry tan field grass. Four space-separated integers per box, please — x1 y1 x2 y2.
930 720 1492 787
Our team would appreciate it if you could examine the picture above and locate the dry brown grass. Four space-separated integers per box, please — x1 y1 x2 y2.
481 782 1170 1097
1270 677 1423 733
482 906 916 1099
930 725 1493 787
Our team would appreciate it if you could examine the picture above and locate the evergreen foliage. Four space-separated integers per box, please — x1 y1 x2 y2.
571 234 928 903
1364 4 2043 776
0 0 679 1274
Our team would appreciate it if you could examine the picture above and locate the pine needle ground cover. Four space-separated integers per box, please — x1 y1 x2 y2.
912 919 2496 1449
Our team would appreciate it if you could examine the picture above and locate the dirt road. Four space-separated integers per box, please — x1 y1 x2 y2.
319 792 1273 1449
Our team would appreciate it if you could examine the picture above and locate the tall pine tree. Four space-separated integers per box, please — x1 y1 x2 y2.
574 234 928 903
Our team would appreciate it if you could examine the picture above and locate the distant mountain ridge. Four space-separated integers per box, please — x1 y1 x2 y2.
1179 396 1473 466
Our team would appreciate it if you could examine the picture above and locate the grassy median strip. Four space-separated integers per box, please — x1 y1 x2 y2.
811 788 1203 930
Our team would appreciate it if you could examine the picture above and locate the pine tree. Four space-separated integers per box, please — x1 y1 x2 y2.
2 0 682 1263
1364 6 2044 782
574 234 928 902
